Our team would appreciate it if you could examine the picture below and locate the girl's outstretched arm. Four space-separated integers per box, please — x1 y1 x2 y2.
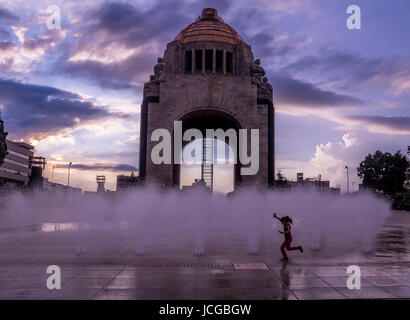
273 213 281 221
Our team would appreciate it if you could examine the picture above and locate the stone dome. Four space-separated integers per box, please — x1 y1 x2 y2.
175 8 243 45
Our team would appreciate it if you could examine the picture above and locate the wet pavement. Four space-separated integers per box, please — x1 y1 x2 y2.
0 210 409 300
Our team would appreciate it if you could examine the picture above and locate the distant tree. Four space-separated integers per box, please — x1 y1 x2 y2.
275 170 289 188
406 167 410 187
357 150 409 195
407 147 410 186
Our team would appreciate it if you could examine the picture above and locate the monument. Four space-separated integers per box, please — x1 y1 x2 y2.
139 8 274 190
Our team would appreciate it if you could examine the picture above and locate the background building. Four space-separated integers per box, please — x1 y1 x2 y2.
289 172 340 193
0 138 82 194
0 140 34 187
96 175 106 193
181 178 211 193
0 116 7 166
116 172 140 191
42 178 82 194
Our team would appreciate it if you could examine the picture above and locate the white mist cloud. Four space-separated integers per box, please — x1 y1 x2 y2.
310 132 362 191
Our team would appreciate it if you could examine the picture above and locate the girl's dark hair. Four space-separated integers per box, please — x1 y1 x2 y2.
281 216 293 224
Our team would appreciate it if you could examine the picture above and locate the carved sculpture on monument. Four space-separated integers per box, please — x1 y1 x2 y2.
262 77 273 94
258 76 273 100
251 59 265 86
154 57 167 82
143 74 159 97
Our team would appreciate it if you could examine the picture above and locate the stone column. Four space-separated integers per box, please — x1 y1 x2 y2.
191 49 195 75
202 49 205 73
138 99 148 179
268 102 275 186
223 50 226 75
212 49 216 73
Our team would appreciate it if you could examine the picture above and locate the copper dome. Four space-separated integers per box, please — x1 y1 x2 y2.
175 8 243 45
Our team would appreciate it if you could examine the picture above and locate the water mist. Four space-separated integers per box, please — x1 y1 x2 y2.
0 187 390 259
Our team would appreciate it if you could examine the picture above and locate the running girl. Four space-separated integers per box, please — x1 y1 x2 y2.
273 213 303 260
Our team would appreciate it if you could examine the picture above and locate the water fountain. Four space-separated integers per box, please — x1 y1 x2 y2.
0 187 391 261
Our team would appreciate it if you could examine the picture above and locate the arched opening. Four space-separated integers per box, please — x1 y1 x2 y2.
180 138 235 194
173 109 242 192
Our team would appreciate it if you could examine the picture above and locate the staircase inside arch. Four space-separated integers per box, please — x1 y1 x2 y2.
201 138 214 190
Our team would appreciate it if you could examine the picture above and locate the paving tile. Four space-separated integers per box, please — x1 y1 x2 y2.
392 277 410 286
157 270 198 276
0 288 48 300
244 288 297 300
337 286 395 299
240 277 282 289
235 270 277 279
364 276 404 287
41 289 100 300
361 266 397 277
106 277 156 289
144 288 195 300
196 277 241 289
291 287 347 300
309 267 349 277
63 277 113 289
233 263 269 270
93 289 146 300
151 273 196 288
197 269 237 279
284 276 331 289
389 269 410 277
0 267 44 278
115 269 158 279
0 279 47 290
382 286 410 298
75 269 123 278
272 267 317 278
321 276 374 288
195 288 246 300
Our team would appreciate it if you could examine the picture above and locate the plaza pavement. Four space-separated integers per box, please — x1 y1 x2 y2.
0 210 409 300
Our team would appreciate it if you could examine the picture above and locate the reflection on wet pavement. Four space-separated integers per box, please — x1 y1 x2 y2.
0 210 409 299
374 224 409 260
279 261 290 300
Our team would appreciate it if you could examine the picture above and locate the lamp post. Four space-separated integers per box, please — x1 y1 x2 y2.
345 165 349 194
51 165 55 183
67 162 72 188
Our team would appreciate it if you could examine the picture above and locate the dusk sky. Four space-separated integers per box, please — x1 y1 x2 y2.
0 0 409 192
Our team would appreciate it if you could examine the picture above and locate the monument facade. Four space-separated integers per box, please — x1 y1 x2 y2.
139 8 274 189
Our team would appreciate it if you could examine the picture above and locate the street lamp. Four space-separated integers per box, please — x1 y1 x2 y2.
51 165 55 183
345 165 349 194
67 162 72 188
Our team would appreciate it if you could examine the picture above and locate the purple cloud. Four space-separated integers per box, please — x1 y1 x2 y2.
345 115 410 132
55 163 137 172
0 79 128 138
0 6 19 23
271 74 364 108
